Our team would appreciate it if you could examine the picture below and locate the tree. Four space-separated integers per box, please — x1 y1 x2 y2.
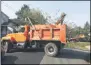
15 4 47 25
83 21 90 41
83 21 90 35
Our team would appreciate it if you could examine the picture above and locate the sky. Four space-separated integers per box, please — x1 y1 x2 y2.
1 1 90 27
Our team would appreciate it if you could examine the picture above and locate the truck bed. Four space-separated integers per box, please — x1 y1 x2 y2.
30 24 66 44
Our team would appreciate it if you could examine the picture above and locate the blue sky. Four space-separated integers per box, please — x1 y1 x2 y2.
1 1 90 27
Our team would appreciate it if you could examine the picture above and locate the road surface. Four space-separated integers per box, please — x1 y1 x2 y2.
1 48 90 64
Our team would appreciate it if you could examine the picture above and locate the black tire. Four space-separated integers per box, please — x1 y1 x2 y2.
24 40 30 49
3 41 13 53
44 42 58 57
1 52 5 60
1 47 5 60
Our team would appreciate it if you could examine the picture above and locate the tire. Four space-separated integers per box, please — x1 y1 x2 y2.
24 40 30 49
1 52 5 60
3 41 13 53
1 47 5 60
44 42 58 57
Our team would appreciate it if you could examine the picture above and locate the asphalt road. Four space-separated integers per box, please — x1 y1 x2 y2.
1 48 90 64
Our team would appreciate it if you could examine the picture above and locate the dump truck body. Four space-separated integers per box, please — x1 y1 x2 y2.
30 24 66 44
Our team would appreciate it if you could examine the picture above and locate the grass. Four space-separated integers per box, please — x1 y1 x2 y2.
64 42 90 63
64 42 90 51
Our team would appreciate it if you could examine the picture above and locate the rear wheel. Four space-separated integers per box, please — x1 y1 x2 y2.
44 42 58 57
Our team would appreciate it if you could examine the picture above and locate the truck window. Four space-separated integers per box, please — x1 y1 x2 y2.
19 27 25 32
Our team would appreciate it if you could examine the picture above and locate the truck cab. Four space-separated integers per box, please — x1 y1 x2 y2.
1 25 30 52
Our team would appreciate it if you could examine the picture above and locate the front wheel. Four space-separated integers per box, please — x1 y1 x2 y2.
2 41 13 53
44 42 58 57
1 46 5 59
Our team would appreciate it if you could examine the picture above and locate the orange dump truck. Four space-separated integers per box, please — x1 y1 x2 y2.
1 13 66 57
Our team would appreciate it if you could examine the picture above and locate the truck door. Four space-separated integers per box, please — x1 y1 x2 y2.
15 27 26 42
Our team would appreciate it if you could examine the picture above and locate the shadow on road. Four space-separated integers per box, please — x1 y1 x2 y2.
57 48 90 63
2 48 45 64
10 48 44 53
1 55 18 64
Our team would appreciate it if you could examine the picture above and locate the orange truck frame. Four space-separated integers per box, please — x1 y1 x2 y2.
1 13 67 57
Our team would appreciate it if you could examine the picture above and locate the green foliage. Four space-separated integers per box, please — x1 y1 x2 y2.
83 21 90 35
65 42 90 50
66 21 90 42
15 4 47 25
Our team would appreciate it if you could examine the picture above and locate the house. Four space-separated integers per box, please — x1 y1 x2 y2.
1 12 9 24
1 12 19 37
1 12 9 37
2 19 19 34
